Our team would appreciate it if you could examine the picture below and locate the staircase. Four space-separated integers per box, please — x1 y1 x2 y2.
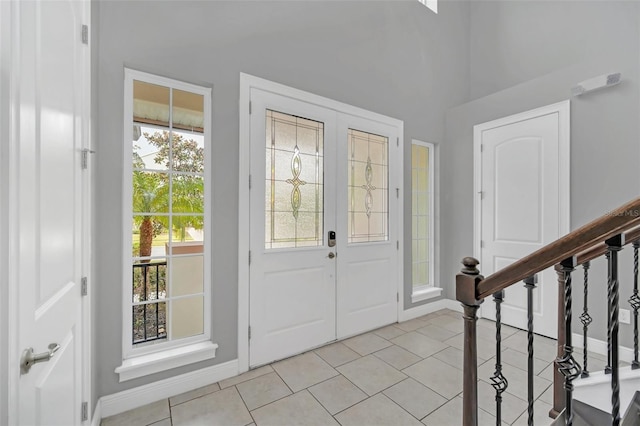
456 197 640 426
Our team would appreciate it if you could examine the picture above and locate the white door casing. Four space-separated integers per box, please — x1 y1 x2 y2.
7 1 90 424
244 77 402 368
474 101 570 339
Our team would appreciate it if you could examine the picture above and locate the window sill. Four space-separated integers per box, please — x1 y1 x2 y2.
115 341 218 382
411 286 442 304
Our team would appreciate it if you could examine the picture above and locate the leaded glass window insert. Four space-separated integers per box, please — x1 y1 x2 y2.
412 141 434 288
265 110 324 249
347 129 388 244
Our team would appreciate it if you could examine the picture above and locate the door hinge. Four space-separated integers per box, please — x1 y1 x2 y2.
249 174 252 190
397 240 399 250
480 144 484 152
478 190 484 199
248 250 251 265
248 326 252 340
81 277 88 296
81 148 95 169
481 240 485 248
249 101 252 115
81 401 88 422
397 137 399 147
81 25 88 45
396 188 399 198
397 292 399 302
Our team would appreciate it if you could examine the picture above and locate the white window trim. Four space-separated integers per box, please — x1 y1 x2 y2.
118 68 214 381
418 0 438 14
411 140 439 304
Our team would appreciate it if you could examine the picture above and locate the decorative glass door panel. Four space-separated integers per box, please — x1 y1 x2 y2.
265 110 324 249
347 129 388 244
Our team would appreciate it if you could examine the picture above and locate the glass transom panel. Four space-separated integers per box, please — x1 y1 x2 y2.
348 129 389 244
265 110 324 249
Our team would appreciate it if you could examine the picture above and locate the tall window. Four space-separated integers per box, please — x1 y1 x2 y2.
412 140 436 301
123 69 211 361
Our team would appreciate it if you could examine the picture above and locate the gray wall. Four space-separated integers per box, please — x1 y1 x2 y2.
443 0 640 345
94 0 470 398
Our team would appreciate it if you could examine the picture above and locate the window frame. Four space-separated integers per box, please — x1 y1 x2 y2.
411 139 439 303
418 0 438 14
120 69 214 372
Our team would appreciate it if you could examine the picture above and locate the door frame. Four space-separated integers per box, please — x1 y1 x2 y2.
238 73 404 373
473 100 571 319
3 0 93 422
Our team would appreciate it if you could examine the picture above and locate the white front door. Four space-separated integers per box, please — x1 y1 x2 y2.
475 102 570 339
10 1 89 424
248 87 400 367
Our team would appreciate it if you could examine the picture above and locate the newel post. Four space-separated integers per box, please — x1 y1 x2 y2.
456 257 484 426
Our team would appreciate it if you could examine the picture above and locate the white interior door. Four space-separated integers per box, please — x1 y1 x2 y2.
475 102 570 339
249 90 338 367
336 115 399 338
11 1 89 424
248 85 401 367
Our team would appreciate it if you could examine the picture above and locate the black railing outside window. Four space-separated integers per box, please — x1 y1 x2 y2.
132 261 167 344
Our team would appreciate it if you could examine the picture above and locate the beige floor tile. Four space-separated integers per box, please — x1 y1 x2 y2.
373 344 422 370
373 324 407 340
504 331 557 361
101 399 170 426
219 365 274 389
337 354 406 395
512 398 555 425
308 375 367 415
475 380 528 424
251 390 338 426
477 318 519 339
148 419 171 426
335 393 423 426
538 361 556 381
539 383 554 405
403 357 462 399
443 332 493 361
314 342 360 367
171 387 252 426
415 324 459 342
236 372 292 410
272 352 338 392
426 314 464 334
342 332 392 356
383 378 448 420
391 331 448 358
432 346 464 370
501 347 551 375
170 382 220 406
396 318 430 332
422 397 497 426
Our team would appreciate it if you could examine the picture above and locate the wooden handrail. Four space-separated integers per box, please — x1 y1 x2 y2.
576 225 640 266
476 197 640 300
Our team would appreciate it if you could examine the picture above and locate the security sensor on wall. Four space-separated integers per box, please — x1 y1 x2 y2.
571 73 622 96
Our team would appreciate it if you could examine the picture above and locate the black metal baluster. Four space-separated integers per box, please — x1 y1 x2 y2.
606 235 624 426
490 290 508 425
555 256 582 426
143 264 148 342
630 241 640 370
524 275 537 426
606 251 612 374
580 261 592 378
155 263 160 338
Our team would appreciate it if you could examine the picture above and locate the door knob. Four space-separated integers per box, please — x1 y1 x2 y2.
327 252 335 259
20 343 60 374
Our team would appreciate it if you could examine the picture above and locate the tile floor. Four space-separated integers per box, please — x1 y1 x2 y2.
102 308 594 426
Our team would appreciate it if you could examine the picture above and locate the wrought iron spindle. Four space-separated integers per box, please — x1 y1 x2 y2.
606 235 624 426
580 261 592 378
524 275 537 426
606 250 612 375
630 241 640 370
490 290 508 425
555 256 582 426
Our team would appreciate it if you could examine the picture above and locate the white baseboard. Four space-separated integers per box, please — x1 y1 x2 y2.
399 298 466 322
572 332 634 364
90 399 101 426
99 359 239 419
